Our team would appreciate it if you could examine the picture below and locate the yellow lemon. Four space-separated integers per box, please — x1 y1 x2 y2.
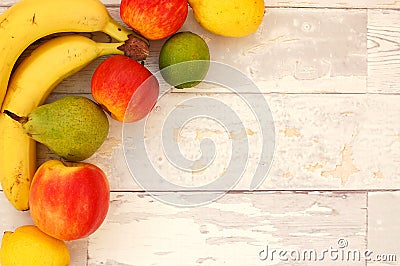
188 0 265 37
0 225 70 266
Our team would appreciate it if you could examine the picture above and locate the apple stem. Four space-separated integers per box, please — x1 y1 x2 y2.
4 110 28 124
118 34 150 62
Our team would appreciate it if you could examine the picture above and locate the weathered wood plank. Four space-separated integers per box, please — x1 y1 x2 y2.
2 7 398 192
0 191 369 265
0 7 371 94
368 9 400 94
367 191 400 265
88 191 367 265
36 93 400 192
45 8 368 95
179 8 367 94
0 193 88 266
1 0 400 9
265 0 400 9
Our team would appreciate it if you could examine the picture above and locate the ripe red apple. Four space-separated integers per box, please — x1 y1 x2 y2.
29 160 110 241
120 0 188 40
91 55 159 123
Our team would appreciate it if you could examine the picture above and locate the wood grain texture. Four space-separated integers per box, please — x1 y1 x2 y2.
88 191 367 266
41 8 369 95
0 191 368 266
18 7 397 95
368 9 400 94
36 93 400 191
178 8 367 94
7 7 396 95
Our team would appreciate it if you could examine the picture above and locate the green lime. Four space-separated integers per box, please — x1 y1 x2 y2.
159 31 210 89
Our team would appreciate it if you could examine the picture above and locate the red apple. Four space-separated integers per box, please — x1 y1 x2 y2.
29 160 110 241
91 55 159 123
120 0 188 40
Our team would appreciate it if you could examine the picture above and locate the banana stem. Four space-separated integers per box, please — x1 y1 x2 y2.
103 18 149 45
4 110 28 124
98 42 125 56
103 19 150 61
102 18 134 42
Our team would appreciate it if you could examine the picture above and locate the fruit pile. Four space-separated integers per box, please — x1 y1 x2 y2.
0 0 265 264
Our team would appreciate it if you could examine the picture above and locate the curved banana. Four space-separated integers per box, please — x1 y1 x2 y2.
0 0 148 109
0 35 126 210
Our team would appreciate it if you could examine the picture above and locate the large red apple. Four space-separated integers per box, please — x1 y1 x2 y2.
29 160 110 241
120 0 188 40
91 55 159 123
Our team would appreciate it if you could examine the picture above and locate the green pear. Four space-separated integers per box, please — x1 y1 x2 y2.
5 96 109 161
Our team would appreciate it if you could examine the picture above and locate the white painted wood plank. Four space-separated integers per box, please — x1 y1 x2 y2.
0 193 88 266
43 8 368 95
88 191 367 266
267 94 400 190
367 191 400 266
265 0 400 9
1 0 400 9
368 9 400 94
1 7 371 94
37 93 400 191
178 8 367 94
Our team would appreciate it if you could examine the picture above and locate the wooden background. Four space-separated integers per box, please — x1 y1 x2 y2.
0 0 399 265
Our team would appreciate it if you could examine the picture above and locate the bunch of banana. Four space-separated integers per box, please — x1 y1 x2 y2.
0 0 149 108
0 0 148 210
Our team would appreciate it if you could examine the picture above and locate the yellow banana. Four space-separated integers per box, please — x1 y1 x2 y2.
0 35 127 210
0 0 148 109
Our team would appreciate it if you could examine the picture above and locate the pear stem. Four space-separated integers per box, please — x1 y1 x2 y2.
4 110 28 124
